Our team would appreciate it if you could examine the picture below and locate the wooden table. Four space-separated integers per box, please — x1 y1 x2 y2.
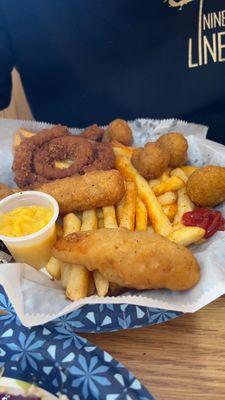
85 296 225 399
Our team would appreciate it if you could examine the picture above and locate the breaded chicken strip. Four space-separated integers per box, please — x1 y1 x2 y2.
53 228 200 291
38 169 125 214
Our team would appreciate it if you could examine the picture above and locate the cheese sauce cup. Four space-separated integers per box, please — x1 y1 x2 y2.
0 191 59 269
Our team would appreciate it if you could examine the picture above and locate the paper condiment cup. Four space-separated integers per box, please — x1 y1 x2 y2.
0 191 59 269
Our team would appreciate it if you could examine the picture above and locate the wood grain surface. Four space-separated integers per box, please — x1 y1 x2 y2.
85 296 225 400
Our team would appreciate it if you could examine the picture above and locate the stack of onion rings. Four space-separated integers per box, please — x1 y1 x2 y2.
12 124 115 189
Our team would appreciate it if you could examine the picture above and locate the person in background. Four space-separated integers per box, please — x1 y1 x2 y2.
0 0 225 144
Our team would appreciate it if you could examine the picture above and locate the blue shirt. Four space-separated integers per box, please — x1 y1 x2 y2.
0 0 225 143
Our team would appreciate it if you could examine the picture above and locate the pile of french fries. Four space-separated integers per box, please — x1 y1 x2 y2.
46 142 205 302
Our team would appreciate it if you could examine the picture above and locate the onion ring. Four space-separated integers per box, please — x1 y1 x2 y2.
13 125 115 189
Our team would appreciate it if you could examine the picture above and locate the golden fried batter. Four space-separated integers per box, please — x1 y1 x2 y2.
53 228 200 291
131 147 143 170
106 119 133 146
157 132 188 167
131 143 170 179
38 169 125 214
187 165 225 207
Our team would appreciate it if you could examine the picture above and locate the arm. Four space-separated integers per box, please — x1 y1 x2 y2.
0 6 14 110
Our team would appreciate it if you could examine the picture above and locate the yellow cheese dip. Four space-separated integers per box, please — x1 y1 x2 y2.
0 205 53 237
0 205 56 269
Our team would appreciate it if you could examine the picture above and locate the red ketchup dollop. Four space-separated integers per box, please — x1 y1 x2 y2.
182 208 225 239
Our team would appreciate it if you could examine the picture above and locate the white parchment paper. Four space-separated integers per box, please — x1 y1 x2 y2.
1 117 225 328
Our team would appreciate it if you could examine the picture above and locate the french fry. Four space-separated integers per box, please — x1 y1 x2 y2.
135 197 148 231
119 181 137 230
46 256 62 280
170 167 188 183
149 178 161 188
81 210 98 230
63 213 81 236
161 171 170 182
173 188 195 225
116 198 125 224
93 270 109 297
60 263 71 288
112 140 134 159
157 191 177 206
102 206 118 228
181 165 198 177
153 176 185 196
81 209 109 296
162 203 178 222
61 211 91 300
115 156 172 236
66 264 90 301
97 209 104 228
167 226 205 247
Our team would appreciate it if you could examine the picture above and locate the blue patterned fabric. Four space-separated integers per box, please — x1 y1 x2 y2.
0 288 156 399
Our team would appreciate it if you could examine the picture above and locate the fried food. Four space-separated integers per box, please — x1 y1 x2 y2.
131 147 143 170
181 165 198 177
153 176 185 196
186 165 225 207
162 203 178 222
38 169 125 214
80 124 104 141
112 140 134 159
106 119 133 146
53 228 200 291
115 155 172 236
131 143 170 179
119 181 137 230
167 226 205 247
0 183 14 201
170 167 188 183
46 256 61 280
157 132 188 167
13 125 115 189
135 197 148 231
173 187 194 224
102 206 118 228
13 128 35 152
63 213 81 236
157 191 177 206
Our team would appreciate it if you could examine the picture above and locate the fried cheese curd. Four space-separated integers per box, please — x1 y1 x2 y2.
106 119 133 146
131 142 170 179
157 132 188 167
187 165 225 207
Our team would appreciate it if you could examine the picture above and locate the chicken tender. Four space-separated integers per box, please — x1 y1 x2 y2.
157 132 188 167
0 184 15 201
131 143 170 179
53 228 200 291
106 119 133 146
38 169 125 214
187 165 225 207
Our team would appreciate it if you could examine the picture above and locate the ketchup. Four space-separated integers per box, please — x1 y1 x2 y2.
182 208 225 239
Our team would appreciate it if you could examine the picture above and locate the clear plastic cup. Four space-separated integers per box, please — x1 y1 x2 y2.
0 191 59 269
